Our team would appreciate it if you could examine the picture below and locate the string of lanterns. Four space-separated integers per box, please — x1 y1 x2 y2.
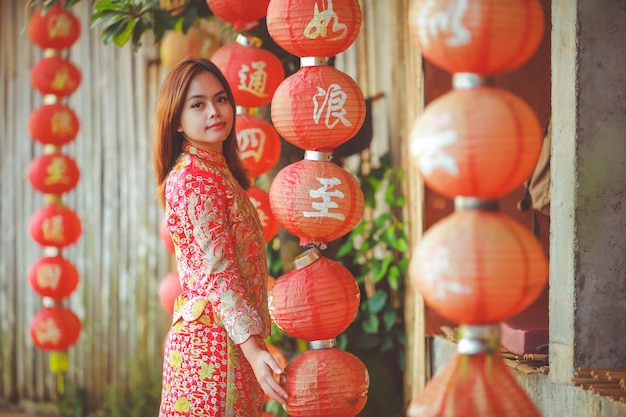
26 4 83 394
406 0 548 415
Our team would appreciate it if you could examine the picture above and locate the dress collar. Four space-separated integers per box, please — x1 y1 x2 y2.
183 142 226 166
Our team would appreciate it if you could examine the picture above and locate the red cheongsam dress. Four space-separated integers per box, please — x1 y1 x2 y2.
159 143 271 417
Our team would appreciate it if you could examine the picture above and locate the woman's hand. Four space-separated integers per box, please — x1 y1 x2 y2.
240 336 288 407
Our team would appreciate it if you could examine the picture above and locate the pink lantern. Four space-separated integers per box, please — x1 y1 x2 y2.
159 271 182 315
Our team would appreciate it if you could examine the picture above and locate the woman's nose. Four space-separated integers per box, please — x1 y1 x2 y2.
208 103 220 118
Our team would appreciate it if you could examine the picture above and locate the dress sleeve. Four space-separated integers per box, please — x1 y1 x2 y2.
172 166 266 344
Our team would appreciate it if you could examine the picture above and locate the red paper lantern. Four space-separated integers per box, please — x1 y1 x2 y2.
29 202 82 248
268 248 359 340
28 5 81 50
31 56 81 97
409 0 545 75
28 256 79 300
159 271 182 315
207 0 271 30
410 86 542 199
269 158 364 247
28 153 80 195
159 26 220 69
29 103 80 146
282 347 369 417
212 37 285 108
267 0 362 57
411 210 548 325
271 65 365 151
30 305 82 351
236 114 281 178
407 347 542 416
159 216 175 254
247 185 280 243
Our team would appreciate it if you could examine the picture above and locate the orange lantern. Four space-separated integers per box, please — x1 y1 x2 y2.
269 156 364 247
31 56 81 97
28 5 81 50
407 325 542 417
28 256 79 300
282 347 369 417
268 248 359 341
271 64 365 151
30 305 82 351
267 0 362 58
206 0 271 30
28 153 80 195
410 208 548 325
159 216 175 254
212 36 285 108
29 103 80 146
408 0 545 75
410 83 542 199
159 26 220 69
29 202 82 248
158 271 182 315
247 185 280 243
236 114 281 178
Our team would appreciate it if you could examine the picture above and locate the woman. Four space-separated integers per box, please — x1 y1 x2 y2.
153 58 287 416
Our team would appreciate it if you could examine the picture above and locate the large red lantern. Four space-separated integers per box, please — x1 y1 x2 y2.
29 103 80 146
159 26 220 69
31 56 81 97
28 5 81 50
159 271 182 315
267 0 362 58
30 306 82 351
271 64 365 151
236 114 281 178
247 185 280 243
410 84 542 199
269 156 364 247
212 36 285 108
28 153 80 195
28 256 79 300
282 347 369 417
410 209 548 325
409 0 544 75
29 202 82 248
206 0 271 30
268 248 359 340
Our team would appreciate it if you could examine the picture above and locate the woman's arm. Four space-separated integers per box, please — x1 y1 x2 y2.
240 336 288 406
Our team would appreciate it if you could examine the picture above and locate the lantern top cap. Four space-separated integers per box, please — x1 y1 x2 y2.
293 247 321 270
454 197 499 211
304 150 333 162
236 33 262 48
457 324 501 355
308 339 338 350
452 73 493 89
300 56 329 67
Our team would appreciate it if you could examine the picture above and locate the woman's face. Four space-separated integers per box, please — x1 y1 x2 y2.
177 71 234 153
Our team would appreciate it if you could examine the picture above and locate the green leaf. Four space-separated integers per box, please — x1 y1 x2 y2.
113 19 136 47
381 336 394 352
367 290 388 314
361 313 379 333
388 265 400 290
372 255 392 284
373 212 391 229
382 308 397 331
335 239 354 258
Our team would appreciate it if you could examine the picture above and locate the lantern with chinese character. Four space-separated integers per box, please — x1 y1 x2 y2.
281 347 369 417
409 0 545 75
31 56 81 97
207 0 271 30
29 103 80 146
269 155 364 247
271 63 366 151
158 271 182 315
410 81 543 199
29 202 82 248
267 0 362 58
212 35 285 108
411 207 547 325
269 248 359 340
28 256 79 300
247 185 280 243
160 26 221 69
28 5 81 50
30 305 82 351
236 114 281 178
28 153 80 195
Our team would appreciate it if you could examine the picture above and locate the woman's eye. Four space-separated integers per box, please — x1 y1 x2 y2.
217 95 229 104
191 102 203 109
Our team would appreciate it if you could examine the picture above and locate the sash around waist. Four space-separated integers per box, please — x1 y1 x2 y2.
172 294 217 325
